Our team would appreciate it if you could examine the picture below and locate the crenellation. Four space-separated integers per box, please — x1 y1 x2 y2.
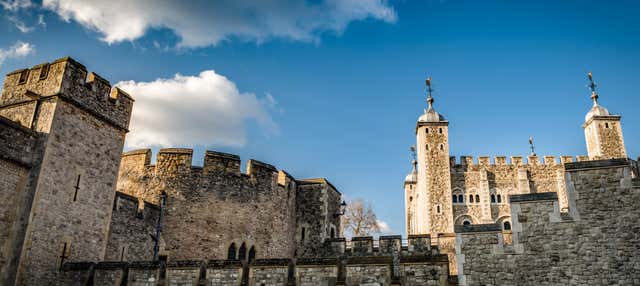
494 156 507 165
576 155 589 162
527 155 539 165
461 156 474 166
247 159 277 179
2 57 134 131
203 150 240 174
543 156 556 165
478 156 490 166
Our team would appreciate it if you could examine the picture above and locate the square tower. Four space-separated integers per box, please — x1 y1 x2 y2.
583 73 626 160
0 57 133 285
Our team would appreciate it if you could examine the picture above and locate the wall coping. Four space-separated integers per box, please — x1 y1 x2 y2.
564 158 632 171
455 224 502 233
509 192 558 203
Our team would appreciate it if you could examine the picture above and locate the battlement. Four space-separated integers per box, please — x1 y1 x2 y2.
323 235 440 257
449 154 592 168
121 148 286 179
1 57 133 130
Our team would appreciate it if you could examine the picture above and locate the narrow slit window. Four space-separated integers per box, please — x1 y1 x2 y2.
301 227 306 241
18 70 29 84
475 195 480 203
40 64 50 80
59 242 70 271
469 195 474 203
439 128 442 133
436 205 441 214
73 174 81 202
491 194 496 203
497 195 502 203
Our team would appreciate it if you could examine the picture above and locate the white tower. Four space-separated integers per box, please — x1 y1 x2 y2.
413 77 454 236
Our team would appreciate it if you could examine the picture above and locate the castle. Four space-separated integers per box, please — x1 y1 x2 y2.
0 57 639 286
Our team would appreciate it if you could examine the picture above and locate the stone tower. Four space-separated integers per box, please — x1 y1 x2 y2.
403 159 418 234
414 78 454 236
0 57 133 285
583 72 627 160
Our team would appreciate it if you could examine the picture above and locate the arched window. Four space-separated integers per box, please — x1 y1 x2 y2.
491 194 496 203
227 243 236 260
439 128 442 134
439 144 444 150
469 195 474 203
426 128 429 134
605 123 609 128
452 195 458 203
458 194 464 203
497 194 502 203
238 243 247 261
248 246 256 262
475 195 480 203
463 220 471 226
503 221 511 230
330 227 336 238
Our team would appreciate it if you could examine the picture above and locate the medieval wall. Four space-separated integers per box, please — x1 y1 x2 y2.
296 179 342 258
455 159 640 285
0 158 29 280
450 155 576 228
104 192 159 262
584 117 627 160
16 99 129 285
60 235 453 286
115 148 298 262
0 57 133 285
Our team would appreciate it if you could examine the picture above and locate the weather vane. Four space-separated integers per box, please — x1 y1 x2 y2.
529 136 536 156
425 76 434 108
410 145 416 161
587 71 599 104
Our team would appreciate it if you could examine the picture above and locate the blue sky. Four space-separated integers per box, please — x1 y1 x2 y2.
1 0 639 235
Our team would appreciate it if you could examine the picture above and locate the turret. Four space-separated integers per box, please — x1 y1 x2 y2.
413 77 454 236
404 159 418 234
583 72 627 160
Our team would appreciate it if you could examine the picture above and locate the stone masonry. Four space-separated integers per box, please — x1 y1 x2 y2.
2 58 640 285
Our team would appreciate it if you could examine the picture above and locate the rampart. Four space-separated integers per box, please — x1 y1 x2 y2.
60 236 454 286
449 155 578 226
114 148 299 262
455 158 640 285
1 57 133 131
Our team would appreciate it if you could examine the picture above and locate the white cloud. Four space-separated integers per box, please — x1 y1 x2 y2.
0 41 34 66
41 0 396 48
117 70 278 148
376 219 393 234
0 0 32 11
8 15 33 32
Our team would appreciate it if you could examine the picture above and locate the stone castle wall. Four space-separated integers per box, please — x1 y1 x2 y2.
0 57 133 285
449 155 582 228
455 159 640 285
104 192 160 262
60 235 453 286
115 148 299 261
296 179 343 258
